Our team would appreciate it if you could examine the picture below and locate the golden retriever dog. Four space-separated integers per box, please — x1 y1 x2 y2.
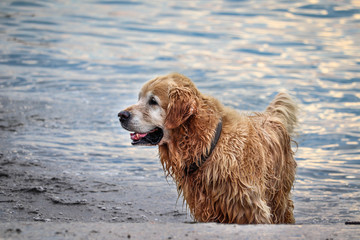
118 73 297 224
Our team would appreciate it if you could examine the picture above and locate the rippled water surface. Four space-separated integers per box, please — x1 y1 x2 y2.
1 0 359 224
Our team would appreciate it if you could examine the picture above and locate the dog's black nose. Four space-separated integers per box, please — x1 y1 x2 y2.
118 110 131 123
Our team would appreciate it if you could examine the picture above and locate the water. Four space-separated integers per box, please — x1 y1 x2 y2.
0 0 359 224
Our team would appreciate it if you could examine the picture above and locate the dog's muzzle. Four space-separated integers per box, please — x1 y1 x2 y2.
118 110 164 146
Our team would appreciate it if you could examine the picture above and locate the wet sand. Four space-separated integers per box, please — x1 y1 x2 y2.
1 154 359 239
0 153 187 223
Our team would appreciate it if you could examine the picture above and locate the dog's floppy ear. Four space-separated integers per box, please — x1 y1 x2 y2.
165 87 197 129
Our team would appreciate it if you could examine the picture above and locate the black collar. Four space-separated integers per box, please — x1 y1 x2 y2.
184 119 222 176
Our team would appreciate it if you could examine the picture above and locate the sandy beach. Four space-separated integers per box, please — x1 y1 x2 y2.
0 153 187 224
1 154 359 239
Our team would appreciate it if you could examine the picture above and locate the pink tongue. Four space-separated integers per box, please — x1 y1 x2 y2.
130 132 148 141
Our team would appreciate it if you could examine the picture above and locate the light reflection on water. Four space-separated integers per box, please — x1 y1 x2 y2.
0 0 359 224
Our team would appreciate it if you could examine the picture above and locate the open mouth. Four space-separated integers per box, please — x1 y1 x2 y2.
130 127 163 145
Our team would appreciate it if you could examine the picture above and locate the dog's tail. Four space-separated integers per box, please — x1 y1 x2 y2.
266 93 298 135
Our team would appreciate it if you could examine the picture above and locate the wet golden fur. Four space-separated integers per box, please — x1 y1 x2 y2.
122 73 298 224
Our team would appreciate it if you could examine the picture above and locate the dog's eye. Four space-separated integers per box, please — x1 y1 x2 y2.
149 97 158 106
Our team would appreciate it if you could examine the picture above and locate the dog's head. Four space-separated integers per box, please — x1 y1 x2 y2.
118 73 199 146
